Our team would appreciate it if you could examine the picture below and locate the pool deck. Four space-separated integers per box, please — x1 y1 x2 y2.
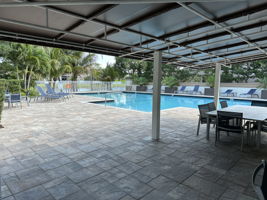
0 95 266 200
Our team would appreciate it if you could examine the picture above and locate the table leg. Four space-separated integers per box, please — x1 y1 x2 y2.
257 121 262 149
206 117 210 140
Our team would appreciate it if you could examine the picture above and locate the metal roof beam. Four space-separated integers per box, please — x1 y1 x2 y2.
179 21 267 47
178 2 267 55
87 3 181 45
26 2 227 63
180 36 267 57
190 53 267 68
0 17 187 63
200 45 267 61
121 4 181 29
0 0 246 7
0 31 149 59
122 16 267 58
56 4 118 40
124 2 267 50
169 29 267 55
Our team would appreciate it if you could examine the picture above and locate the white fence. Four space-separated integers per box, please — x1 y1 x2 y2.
36 81 126 93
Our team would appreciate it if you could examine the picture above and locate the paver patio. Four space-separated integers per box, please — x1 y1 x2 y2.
0 95 266 200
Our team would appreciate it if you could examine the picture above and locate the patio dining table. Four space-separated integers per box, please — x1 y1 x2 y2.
206 105 267 149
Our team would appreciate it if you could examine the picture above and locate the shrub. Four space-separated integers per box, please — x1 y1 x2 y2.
133 77 149 86
258 77 267 89
21 87 39 97
6 79 21 93
206 75 215 88
162 76 179 88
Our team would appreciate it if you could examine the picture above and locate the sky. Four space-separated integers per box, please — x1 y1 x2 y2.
96 54 116 68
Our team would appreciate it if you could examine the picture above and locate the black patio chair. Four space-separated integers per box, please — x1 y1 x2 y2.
252 160 267 200
220 101 228 108
208 102 216 111
216 111 246 151
197 103 215 136
249 102 267 142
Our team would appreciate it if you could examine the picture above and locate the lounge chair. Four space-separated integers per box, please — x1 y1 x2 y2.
221 89 234 97
177 85 186 94
36 86 62 101
188 85 201 94
240 89 259 98
45 83 70 99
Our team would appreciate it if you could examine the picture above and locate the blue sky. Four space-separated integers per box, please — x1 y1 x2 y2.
96 54 115 68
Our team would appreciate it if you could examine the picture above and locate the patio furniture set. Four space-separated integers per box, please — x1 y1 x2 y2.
197 100 267 151
35 84 71 101
4 84 71 108
197 100 267 199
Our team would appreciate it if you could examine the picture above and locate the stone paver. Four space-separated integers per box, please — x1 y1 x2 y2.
0 95 266 200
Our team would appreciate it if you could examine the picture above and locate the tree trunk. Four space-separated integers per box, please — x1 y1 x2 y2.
24 65 29 90
27 66 34 90
16 65 20 81
53 78 56 90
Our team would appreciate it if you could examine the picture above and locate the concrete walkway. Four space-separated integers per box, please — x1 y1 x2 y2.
0 95 266 200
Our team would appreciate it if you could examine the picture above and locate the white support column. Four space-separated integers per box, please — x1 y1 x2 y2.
214 63 221 109
152 51 162 141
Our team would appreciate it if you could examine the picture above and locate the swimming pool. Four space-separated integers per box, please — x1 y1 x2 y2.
83 92 251 112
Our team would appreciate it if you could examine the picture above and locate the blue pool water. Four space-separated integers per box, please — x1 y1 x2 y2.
83 92 251 112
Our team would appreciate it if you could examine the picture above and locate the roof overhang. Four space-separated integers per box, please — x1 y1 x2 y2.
0 0 266 69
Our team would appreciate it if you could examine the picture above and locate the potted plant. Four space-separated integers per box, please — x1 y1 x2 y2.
204 75 215 96
0 79 6 128
162 76 179 93
258 77 267 99
134 77 149 91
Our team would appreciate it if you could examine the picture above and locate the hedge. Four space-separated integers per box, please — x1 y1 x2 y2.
0 79 21 124
6 79 21 93
0 79 6 122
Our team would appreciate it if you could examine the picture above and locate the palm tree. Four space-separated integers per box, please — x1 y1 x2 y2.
64 51 96 81
98 65 118 90
0 43 50 91
24 46 49 90
63 50 96 91
46 48 72 88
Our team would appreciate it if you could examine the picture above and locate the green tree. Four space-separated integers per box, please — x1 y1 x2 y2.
46 48 72 86
98 64 118 82
0 43 49 91
112 57 153 81
162 76 179 88
64 51 96 81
